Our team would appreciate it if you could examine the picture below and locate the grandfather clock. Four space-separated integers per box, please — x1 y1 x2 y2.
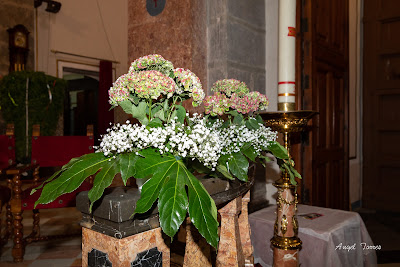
7 24 30 72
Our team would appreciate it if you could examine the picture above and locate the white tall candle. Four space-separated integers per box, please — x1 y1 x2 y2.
278 0 296 111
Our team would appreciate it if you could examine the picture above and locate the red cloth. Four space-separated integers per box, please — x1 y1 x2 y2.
0 135 15 169
27 135 94 209
31 136 94 167
21 181 92 210
98 60 114 138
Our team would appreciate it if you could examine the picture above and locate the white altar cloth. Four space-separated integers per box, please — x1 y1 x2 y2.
249 204 377 267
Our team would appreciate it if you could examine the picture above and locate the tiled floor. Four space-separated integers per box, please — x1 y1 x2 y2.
0 207 83 267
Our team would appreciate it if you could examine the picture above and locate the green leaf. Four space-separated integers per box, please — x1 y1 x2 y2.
132 95 140 105
227 110 239 117
221 120 230 128
183 163 219 249
219 152 249 182
134 150 176 214
232 113 244 125
216 164 234 180
171 105 186 124
163 98 169 111
268 141 289 159
147 118 162 128
88 157 120 211
151 105 162 116
119 100 147 124
245 118 260 130
154 109 166 121
190 159 212 174
283 163 297 185
35 153 109 207
31 157 83 194
255 114 264 124
119 153 139 185
258 154 272 167
241 143 258 162
290 164 302 180
133 149 219 248
158 164 188 238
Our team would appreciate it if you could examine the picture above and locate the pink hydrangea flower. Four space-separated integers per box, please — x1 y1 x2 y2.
108 74 130 105
205 79 269 115
204 92 230 116
173 68 205 106
130 70 177 99
211 79 250 97
129 54 173 76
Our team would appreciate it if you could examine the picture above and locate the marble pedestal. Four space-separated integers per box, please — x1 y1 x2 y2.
77 178 254 267
77 187 169 267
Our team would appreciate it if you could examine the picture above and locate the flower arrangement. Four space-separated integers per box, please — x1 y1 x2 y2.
34 54 300 249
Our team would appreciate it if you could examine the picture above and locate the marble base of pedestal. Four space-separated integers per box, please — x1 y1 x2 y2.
82 227 170 267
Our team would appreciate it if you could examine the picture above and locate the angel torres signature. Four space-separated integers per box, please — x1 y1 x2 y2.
335 243 381 251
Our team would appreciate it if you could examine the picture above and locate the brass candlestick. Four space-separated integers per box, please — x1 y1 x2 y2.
259 110 317 267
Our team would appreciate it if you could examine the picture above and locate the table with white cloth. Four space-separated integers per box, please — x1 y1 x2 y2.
249 204 377 267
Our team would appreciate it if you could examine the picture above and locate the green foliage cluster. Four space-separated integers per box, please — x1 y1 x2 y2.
0 71 66 162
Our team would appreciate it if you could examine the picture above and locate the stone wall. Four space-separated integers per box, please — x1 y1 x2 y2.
207 0 266 94
128 0 206 86
207 0 269 210
0 0 34 77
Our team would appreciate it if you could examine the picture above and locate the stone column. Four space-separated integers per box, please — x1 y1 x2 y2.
216 196 245 267
183 218 212 266
238 191 254 266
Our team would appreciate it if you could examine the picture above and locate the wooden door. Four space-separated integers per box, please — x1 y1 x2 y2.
363 1 400 212
298 0 349 210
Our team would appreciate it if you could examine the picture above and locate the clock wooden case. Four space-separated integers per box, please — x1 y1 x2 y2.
7 24 30 72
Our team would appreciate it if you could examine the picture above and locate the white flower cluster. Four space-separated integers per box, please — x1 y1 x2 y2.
97 116 222 169
220 123 277 156
97 116 277 170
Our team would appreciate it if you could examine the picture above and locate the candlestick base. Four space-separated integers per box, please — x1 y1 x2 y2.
259 110 317 266
258 110 317 133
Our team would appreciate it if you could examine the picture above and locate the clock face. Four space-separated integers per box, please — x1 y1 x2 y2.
146 0 166 16
14 32 27 48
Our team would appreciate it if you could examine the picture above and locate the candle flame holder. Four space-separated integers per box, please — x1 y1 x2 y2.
259 110 317 266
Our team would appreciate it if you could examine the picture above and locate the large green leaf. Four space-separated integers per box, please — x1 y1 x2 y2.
158 165 188 238
183 163 219 248
31 156 84 194
35 153 109 207
134 149 176 214
119 153 139 185
135 150 188 238
88 157 121 211
133 149 219 248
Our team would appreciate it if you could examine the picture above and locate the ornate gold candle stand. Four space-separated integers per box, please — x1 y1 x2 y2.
259 110 317 267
